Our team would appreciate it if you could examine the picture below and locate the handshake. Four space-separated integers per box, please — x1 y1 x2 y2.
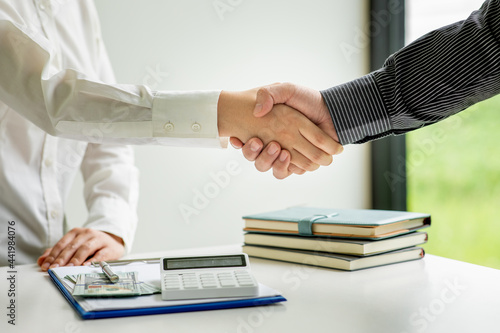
218 83 344 179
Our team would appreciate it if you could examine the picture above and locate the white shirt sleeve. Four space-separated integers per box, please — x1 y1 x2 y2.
76 18 140 254
0 10 226 148
80 143 139 254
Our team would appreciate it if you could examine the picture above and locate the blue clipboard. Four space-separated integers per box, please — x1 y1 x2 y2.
48 269 286 320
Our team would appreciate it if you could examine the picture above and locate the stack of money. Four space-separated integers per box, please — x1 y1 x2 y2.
68 272 160 297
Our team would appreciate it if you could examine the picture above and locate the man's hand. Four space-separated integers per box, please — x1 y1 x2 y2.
230 83 342 179
37 228 125 271
229 137 306 179
218 88 342 172
254 83 338 141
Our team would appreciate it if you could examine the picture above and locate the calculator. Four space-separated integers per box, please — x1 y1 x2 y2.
160 253 259 300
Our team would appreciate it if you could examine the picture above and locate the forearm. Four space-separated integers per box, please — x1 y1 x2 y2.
322 0 500 145
0 18 223 147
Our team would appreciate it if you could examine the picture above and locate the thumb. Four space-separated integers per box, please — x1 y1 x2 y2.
253 83 297 117
229 137 244 149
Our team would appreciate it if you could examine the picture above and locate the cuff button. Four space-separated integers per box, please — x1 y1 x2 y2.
191 123 201 132
164 122 174 132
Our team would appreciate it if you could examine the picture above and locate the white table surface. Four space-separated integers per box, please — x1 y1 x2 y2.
1 244 499 333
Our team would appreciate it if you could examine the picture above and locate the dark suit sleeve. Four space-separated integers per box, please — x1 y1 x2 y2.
321 0 500 145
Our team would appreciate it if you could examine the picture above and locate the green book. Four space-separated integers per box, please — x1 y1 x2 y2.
243 207 430 240
243 245 425 271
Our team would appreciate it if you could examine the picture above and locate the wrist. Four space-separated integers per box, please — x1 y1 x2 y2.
217 89 256 138
217 90 233 137
318 95 340 143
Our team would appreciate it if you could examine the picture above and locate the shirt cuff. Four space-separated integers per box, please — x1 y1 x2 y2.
320 74 393 145
152 90 227 148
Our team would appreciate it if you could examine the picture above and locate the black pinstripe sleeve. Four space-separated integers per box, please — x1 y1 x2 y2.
321 0 500 145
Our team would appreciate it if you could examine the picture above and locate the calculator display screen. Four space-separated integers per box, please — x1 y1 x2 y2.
164 255 246 270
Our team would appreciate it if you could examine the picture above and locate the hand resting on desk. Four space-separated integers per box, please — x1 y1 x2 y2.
37 228 124 272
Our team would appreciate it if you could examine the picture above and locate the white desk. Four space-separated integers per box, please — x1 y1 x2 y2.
1 245 499 333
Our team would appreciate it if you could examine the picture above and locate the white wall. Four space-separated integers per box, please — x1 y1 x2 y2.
406 0 486 45
66 0 371 254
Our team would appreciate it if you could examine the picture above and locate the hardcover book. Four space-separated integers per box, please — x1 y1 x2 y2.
243 207 431 239
243 231 428 256
243 245 425 271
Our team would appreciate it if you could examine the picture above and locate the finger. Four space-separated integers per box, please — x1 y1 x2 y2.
68 241 104 267
272 150 293 179
37 248 52 266
289 149 320 172
229 137 244 149
40 230 80 271
82 234 125 266
254 83 296 117
289 163 306 175
240 137 264 162
297 122 341 165
254 142 281 172
253 88 275 117
290 133 332 169
47 229 102 268
82 248 109 266
48 235 90 269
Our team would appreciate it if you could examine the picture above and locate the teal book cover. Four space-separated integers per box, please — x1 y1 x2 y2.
243 207 430 226
243 207 431 239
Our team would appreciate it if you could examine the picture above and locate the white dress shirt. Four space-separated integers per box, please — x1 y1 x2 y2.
0 0 224 146
0 0 224 265
0 109 139 265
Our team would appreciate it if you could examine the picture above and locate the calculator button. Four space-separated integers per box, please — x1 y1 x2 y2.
237 279 253 284
182 277 197 282
236 273 251 278
238 276 254 280
200 273 214 278
183 282 199 288
164 284 181 290
237 280 255 286
217 272 232 277
219 280 237 287
165 278 180 282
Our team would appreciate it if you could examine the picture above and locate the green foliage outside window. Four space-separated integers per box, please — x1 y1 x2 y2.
407 94 500 269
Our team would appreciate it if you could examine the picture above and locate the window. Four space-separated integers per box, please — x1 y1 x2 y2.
405 0 500 269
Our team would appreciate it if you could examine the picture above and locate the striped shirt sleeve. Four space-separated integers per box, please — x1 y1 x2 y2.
321 0 500 145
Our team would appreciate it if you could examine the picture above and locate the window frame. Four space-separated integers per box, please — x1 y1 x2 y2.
369 0 407 210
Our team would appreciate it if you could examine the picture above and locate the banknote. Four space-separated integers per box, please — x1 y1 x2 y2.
72 272 141 297
68 272 160 297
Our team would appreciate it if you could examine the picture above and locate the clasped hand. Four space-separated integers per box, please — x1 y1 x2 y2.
220 84 343 179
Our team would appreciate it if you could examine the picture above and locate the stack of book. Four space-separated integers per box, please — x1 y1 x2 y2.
242 207 431 271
